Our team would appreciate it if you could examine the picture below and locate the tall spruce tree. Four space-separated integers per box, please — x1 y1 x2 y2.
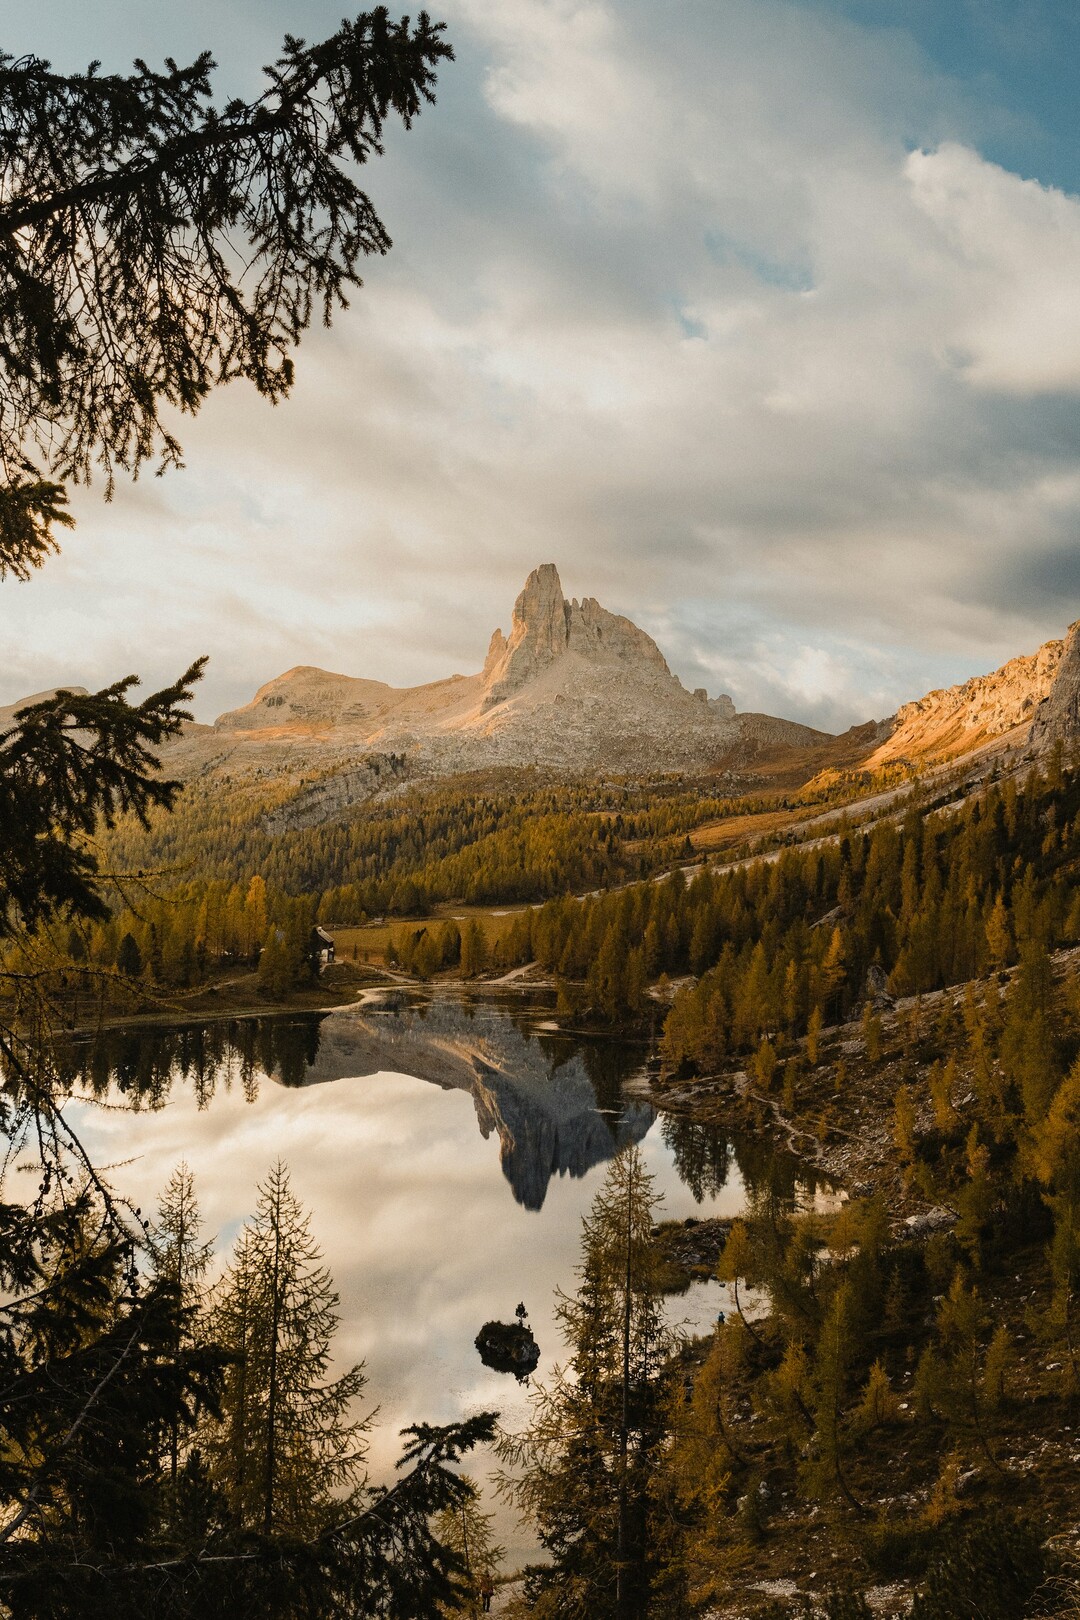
206 1161 368 1537
497 1146 672 1620
150 1162 214 1488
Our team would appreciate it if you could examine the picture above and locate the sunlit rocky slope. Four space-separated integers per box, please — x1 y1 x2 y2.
863 622 1080 769
168 563 1080 797
163 562 828 790
7 569 1080 819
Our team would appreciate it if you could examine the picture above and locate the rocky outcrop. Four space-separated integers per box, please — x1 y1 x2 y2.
482 563 675 707
863 636 1067 769
155 562 830 804
15 579 1080 815
1030 622 1080 752
262 755 409 833
215 665 400 734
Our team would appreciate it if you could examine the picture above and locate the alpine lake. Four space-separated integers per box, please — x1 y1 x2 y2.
62 989 833 1564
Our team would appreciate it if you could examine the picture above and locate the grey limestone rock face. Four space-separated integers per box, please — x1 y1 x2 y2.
865 963 894 1010
298 998 653 1209
1030 621 1080 751
709 693 737 721
903 1207 957 1239
482 562 671 706
144 561 836 810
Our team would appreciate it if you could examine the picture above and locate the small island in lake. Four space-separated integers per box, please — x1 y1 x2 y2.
475 1317 540 1381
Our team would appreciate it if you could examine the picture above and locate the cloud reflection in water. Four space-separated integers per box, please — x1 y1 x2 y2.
63 995 817 1559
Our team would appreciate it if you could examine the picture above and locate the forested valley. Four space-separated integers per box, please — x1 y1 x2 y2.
26 746 1080 1038
2 6 1080 1607
12 744 1080 1616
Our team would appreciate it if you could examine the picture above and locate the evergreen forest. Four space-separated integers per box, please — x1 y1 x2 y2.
4 2 1080 1615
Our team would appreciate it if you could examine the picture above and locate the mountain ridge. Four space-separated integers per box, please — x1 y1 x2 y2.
165 563 828 791
7 568 1080 819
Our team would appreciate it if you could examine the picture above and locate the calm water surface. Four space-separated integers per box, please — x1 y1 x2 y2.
63 991 824 1562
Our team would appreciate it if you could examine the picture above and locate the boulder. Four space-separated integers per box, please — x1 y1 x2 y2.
903 1207 957 1239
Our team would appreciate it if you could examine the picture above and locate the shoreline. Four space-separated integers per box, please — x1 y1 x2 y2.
48 965 567 1041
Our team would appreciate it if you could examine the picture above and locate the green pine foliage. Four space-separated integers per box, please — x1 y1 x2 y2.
0 14 454 574
497 1147 675 1619
0 1158 498 1618
204 1162 369 1536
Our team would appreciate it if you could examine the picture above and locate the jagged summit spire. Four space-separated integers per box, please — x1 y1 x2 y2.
481 562 673 707
127 559 841 790
511 562 569 660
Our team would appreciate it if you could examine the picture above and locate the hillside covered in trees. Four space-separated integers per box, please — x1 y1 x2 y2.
15 717 1080 1614
17 756 924 1009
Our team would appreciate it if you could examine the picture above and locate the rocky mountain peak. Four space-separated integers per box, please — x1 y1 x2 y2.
117 560 826 797
482 562 673 707
514 562 570 658
1030 620 1080 750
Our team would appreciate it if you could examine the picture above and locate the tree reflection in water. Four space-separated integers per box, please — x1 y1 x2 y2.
54 997 822 1213
58 1014 327 1107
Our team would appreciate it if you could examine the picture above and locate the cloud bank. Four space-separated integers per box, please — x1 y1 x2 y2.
4 0 1080 731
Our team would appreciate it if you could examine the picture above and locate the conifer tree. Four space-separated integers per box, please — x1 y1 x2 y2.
115 930 143 979
460 917 489 978
804 1283 867 1515
258 926 289 997
1000 939 1060 1122
206 1162 369 1536
1029 1056 1080 1386
894 1084 918 1183
244 875 269 959
151 1162 214 1487
807 1005 823 1066
914 1270 1008 1476
717 1221 764 1346
433 1476 505 1616
0 13 453 573
985 893 1013 970
497 1147 672 1619
854 1358 900 1433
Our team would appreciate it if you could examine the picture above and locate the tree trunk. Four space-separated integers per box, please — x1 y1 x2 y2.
616 1154 633 1620
264 1184 283 1535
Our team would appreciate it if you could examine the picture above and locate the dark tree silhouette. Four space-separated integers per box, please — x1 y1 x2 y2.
0 15 472 1614
0 9 453 577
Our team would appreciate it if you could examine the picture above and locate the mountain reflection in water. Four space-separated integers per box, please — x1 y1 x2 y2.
60 993 828 1564
65 997 657 1210
305 998 656 1209
59 994 815 1213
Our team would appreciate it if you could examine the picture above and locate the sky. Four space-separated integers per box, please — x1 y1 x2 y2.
4 0 1080 730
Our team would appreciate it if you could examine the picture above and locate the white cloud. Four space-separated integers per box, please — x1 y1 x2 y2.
907 141 1080 394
